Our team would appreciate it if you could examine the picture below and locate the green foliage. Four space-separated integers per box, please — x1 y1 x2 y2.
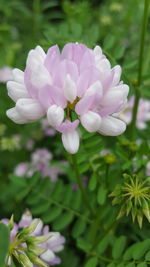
0 0 150 266
0 223 10 266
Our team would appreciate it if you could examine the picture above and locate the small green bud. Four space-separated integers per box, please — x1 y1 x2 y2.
26 251 48 267
18 253 33 267
25 233 52 245
9 214 14 230
137 213 143 228
28 244 47 256
19 219 40 237
104 154 116 164
142 199 150 222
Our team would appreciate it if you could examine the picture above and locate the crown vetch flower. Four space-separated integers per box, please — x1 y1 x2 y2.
2 210 65 266
6 43 129 153
115 96 150 129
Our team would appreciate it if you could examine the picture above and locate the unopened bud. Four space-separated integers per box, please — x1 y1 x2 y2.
25 233 52 245
28 244 47 256
26 251 48 267
19 252 33 267
142 199 150 222
9 214 14 230
19 219 40 237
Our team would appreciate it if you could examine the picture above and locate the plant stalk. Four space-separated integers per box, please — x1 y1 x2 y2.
130 0 150 139
70 154 94 216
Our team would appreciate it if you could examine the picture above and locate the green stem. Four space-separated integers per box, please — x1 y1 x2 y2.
130 0 150 139
70 154 94 216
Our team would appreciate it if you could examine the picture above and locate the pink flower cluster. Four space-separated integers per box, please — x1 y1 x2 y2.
14 148 65 181
6 43 129 153
115 96 150 129
2 211 65 265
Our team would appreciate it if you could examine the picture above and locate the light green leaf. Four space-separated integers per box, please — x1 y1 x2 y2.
112 236 127 259
84 257 98 267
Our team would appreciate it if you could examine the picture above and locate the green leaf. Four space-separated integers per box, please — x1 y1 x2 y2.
0 223 10 266
97 185 107 205
97 234 112 254
41 206 62 223
106 263 115 267
123 244 135 260
145 250 150 260
137 263 147 267
77 238 91 252
132 240 150 260
89 173 97 191
112 236 127 259
84 257 98 267
72 218 87 238
53 212 74 231
125 264 135 267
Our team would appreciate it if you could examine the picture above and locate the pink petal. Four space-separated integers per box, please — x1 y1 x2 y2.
57 119 79 133
77 66 101 97
44 45 60 76
38 85 67 109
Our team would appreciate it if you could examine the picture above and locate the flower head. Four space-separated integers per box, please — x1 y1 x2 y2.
115 96 150 129
110 174 150 228
2 210 65 266
6 43 129 153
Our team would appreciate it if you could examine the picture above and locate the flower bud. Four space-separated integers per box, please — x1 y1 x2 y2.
19 219 41 236
26 251 49 267
47 105 64 127
28 244 47 256
98 116 126 136
80 111 101 132
25 233 52 245
62 130 80 154
18 253 33 267
16 98 45 121
9 214 14 231
6 107 29 124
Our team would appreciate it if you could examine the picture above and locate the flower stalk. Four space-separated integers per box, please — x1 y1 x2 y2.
70 154 94 216
130 0 150 139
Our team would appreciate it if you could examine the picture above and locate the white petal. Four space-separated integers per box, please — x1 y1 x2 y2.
7 81 30 102
64 74 77 103
35 45 46 58
47 105 64 127
96 58 111 72
16 98 45 121
41 249 55 262
94 45 103 57
112 65 122 86
12 68 24 83
102 85 129 106
6 107 29 124
80 111 101 132
62 130 79 154
85 81 103 97
30 65 52 88
98 116 126 136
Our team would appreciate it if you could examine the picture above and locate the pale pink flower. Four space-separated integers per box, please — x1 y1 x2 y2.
1 210 65 266
6 43 129 153
115 96 150 129
14 162 29 177
0 66 13 83
41 118 56 136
